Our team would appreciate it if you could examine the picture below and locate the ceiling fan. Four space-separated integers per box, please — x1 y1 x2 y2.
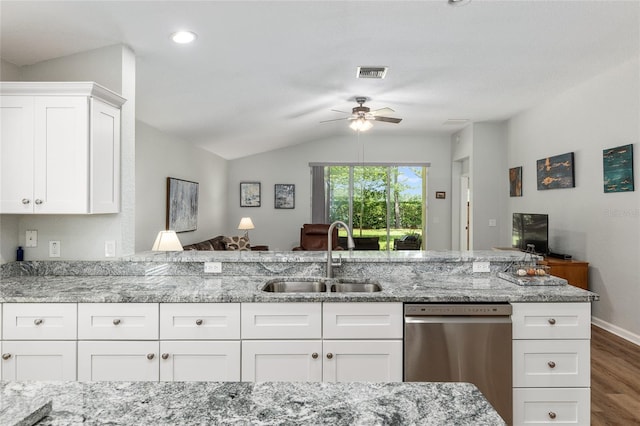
321 97 402 131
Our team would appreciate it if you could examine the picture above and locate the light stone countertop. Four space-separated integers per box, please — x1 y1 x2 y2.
0 381 507 425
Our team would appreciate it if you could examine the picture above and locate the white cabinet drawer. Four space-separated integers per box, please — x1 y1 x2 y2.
2 303 77 340
513 387 590 425
78 303 158 340
513 340 590 387
241 303 321 339
512 303 591 339
160 303 240 340
323 303 403 339
78 340 159 381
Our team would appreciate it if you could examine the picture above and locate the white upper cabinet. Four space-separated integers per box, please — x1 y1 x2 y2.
0 82 125 214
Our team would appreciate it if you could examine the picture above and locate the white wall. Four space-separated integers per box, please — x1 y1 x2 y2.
0 45 136 261
135 122 228 251
1 59 20 80
507 58 640 341
227 134 452 251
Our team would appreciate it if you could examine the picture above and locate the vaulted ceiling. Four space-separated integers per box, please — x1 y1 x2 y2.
2 1 638 159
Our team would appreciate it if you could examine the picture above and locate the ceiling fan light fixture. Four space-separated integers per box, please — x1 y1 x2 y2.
171 31 197 44
350 118 373 132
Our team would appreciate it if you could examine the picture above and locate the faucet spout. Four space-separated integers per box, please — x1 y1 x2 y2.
327 220 354 278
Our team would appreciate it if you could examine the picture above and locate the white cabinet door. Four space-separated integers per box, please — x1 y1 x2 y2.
160 340 240 382
78 341 159 381
160 303 240 340
241 340 322 382
3 303 77 340
322 340 403 383
89 98 120 213
0 96 35 213
2 340 76 381
33 96 90 213
78 303 159 340
241 303 321 339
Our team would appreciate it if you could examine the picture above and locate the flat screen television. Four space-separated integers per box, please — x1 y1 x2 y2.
512 213 549 254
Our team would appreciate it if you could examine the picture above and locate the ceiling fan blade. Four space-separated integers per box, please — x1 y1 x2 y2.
330 109 351 114
371 107 395 115
373 116 402 124
320 117 350 123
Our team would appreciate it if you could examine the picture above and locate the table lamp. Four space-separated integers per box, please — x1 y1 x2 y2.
237 217 255 240
152 230 183 254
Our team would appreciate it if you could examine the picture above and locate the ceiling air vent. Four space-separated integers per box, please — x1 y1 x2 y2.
357 66 388 79
443 119 470 126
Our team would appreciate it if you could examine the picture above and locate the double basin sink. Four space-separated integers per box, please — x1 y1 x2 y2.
262 278 382 293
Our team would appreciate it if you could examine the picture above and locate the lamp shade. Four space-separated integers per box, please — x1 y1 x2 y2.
152 230 183 251
237 217 255 230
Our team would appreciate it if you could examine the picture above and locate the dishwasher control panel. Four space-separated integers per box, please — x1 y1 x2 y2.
405 304 512 316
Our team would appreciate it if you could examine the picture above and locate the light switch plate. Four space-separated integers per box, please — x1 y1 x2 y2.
204 262 222 273
49 241 61 258
105 240 116 257
26 230 38 247
472 261 490 273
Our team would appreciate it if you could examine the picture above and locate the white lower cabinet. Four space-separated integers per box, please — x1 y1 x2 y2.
512 303 591 426
2 340 76 381
242 340 322 382
322 340 403 382
78 340 159 381
160 340 240 381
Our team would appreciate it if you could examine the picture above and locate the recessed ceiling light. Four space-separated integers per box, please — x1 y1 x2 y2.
171 31 197 44
448 0 471 6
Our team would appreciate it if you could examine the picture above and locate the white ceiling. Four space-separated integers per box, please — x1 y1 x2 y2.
1 1 638 159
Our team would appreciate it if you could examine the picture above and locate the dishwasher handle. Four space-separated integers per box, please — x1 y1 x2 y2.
405 315 512 324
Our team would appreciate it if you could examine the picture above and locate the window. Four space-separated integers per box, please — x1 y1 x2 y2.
311 163 428 250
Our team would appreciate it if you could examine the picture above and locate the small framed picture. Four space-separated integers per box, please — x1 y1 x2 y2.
435 191 446 199
240 182 261 207
274 184 295 209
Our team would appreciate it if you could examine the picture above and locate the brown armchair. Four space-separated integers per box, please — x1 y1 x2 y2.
292 223 343 251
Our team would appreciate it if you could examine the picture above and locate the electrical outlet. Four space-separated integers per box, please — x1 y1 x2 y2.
26 230 38 247
488 219 497 227
49 241 61 258
105 240 116 257
472 261 490 273
204 262 222 273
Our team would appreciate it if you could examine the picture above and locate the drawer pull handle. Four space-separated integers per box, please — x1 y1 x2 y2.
33 318 44 326
35 199 43 205
22 198 30 205
326 353 333 359
161 353 169 360
195 319 203 326
146 353 155 360
312 352 318 359
548 411 557 419
548 318 556 325
2 353 11 360
548 361 556 368
113 319 121 325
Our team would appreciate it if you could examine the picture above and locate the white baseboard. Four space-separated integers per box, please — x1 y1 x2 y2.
591 316 640 346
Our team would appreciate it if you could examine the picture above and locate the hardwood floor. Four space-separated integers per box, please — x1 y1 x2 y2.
591 325 640 425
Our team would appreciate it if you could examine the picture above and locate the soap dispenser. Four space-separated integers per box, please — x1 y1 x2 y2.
17 246 24 261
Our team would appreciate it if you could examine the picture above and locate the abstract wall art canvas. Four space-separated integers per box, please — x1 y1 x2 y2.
274 184 295 209
240 182 261 207
603 144 634 193
167 177 199 232
536 152 575 190
509 166 522 197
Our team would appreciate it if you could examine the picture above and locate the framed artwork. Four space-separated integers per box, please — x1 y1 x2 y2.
240 182 261 207
603 144 634 193
166 177 199 233
275 184 295 209
435 191 446 199
536 152 575 190
509 166 523 197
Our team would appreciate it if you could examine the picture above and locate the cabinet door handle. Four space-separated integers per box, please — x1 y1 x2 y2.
2 353 11 360
113 318 121 325
548 361 556 368
35 199 43 205
33 318 44 326
146 353 155 360
326 353 333 359
161 353 169 360
548 412 557 419
547 318 556 325
22 198 31 205
311 352 318 359
195 319 203 326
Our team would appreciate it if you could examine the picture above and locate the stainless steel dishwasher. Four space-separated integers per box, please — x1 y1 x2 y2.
404 303 512 425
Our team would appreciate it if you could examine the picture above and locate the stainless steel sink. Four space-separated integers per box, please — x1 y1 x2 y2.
262 279 327 293
330 281 382 292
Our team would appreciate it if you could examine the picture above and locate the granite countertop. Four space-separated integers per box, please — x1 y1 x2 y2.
0 381 506 425
0 272 597 303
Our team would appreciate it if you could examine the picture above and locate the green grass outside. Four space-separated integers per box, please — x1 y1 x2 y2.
339 228 422 250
